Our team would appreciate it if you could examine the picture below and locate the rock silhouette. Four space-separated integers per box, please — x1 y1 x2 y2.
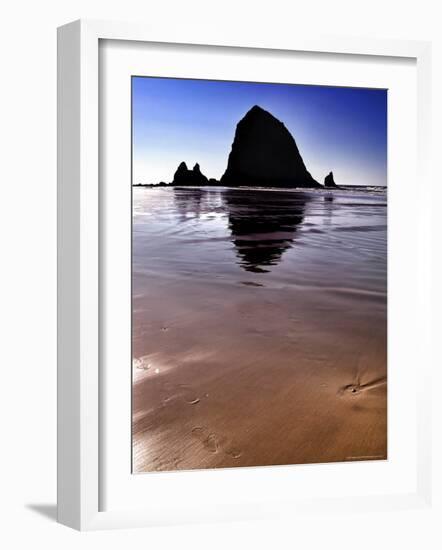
221 105 320 188
172 162 209 186
324 171 338 188
140 106 325 188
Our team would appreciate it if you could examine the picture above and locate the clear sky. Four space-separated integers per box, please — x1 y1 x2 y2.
132 76 387 187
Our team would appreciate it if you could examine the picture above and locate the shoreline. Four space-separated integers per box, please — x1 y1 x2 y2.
133 183 387 192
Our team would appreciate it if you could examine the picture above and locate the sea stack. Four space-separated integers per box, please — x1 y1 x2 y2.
221 105 320 188
172 162 209 186
324 171 338 188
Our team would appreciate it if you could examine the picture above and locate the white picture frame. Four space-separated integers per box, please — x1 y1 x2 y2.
57 19 432 531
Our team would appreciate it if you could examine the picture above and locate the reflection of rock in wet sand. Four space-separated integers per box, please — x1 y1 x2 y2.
224 189 309 272
173 187 204 221
173 187 224 223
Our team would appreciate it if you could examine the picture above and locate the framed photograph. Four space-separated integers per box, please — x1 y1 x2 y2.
57 19 432 530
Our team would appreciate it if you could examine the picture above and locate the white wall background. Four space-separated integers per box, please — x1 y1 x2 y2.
0 0 440 548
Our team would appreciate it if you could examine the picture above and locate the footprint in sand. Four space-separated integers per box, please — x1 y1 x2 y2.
133 356 151 371
191 427 219 453
191 426 242 459
161 381 202 406
225 447 242 459
152 455 183 471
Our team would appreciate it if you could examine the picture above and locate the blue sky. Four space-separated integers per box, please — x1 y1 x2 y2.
132 77 387 187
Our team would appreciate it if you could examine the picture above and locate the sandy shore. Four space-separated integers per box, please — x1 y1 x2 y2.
132 187 387 472
132 279 386 471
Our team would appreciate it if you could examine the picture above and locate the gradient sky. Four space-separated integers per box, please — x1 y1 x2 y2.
132 77 387 187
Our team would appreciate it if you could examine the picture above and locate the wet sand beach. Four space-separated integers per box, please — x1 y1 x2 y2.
132 186 387 472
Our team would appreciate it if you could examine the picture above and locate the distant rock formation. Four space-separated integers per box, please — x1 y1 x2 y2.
172 162 209 186
220 105 320 188
142 106 326 188
324 171 338 188
133 181 168 187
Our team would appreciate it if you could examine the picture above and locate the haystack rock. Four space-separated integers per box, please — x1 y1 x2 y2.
221 105 320 188
324 171 338 188
172 162 209 186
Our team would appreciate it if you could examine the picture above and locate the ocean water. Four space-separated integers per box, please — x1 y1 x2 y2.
133 186 386 292
132 186 387 472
